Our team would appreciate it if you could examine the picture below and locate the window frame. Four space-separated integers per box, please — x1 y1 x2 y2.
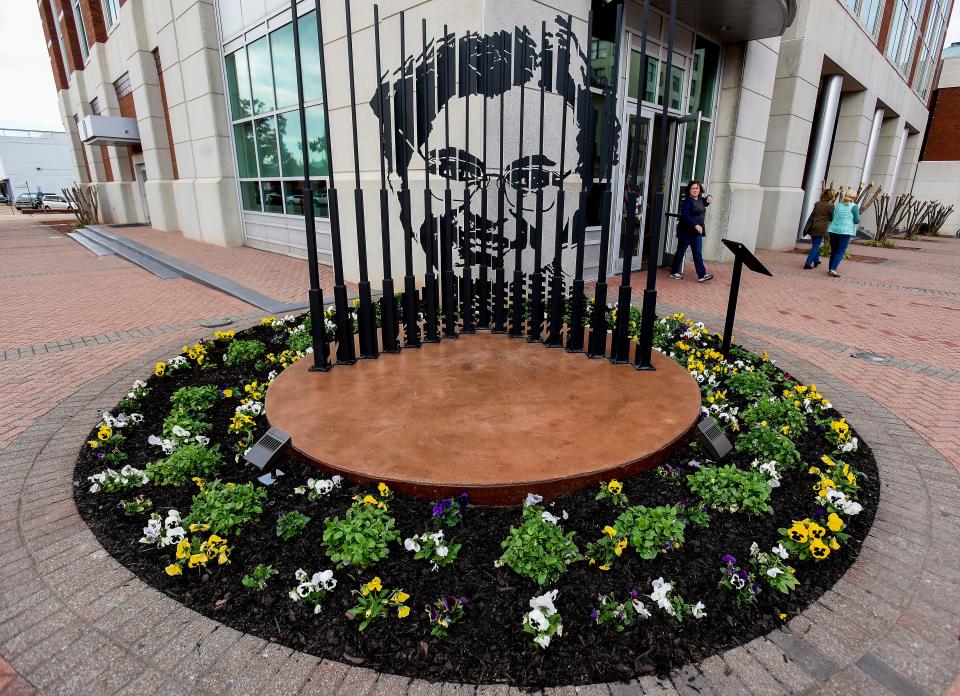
102 0 120 29
72 0 89 61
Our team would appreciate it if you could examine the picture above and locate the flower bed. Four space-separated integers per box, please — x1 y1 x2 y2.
73 312 878 687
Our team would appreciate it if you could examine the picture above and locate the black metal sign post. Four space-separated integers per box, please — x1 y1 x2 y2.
461 33 476 334
527 21 548 343
635 0 678 370
611 0 650 364
509 29 529 338
566 9 594 354
720 239 772 355
373 5 400 353
477 34 491 330
441 25 458 339
290 0 331 371
492 32 508 334
546 15 573 348
345 0 378 359
421 19 440 343
587 3 624 359
398 12 421 348
315 0 356 364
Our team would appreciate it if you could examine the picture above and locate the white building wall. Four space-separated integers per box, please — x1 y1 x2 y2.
0 130 76 198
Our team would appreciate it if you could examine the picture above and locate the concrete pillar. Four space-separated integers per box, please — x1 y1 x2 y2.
888 125 908 195
897 130 921 195
702 38 780 261
871 116 906 194
826 90 874 188
756 35 823 250
861 107 884 185
798 73 842 238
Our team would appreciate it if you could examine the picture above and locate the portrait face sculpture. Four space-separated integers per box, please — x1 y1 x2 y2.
370 15 616 282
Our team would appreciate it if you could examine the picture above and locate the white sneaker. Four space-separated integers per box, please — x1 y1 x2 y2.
670 273 683 280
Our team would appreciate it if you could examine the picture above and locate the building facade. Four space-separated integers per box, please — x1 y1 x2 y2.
0 129 75 201
39 0 952 283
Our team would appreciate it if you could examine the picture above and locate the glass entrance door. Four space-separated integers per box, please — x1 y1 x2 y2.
660 111 703 270
613 110 653 274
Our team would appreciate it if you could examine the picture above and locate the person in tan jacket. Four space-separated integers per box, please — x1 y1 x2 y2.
802 189 835 269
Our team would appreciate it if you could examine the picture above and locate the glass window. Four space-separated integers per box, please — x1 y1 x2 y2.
277 111 303 177
270 23 298 110
49 0 69 74
913 0 948 100
239 181 262 211
668 67 685 110
233 122 257 178
688 37 719 117
590 38 616 90
225 48 251 119
283 180 329 217
247 35 275 114
885 0 925 75
102 0 119 28
845 0 883 37
627 51 660 103
261 181 284 214
255 116 279 177
305 104 328 176
73 0 89 61
299 12 323 103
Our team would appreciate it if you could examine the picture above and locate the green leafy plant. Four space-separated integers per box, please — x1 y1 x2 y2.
735 426 801 468
118 495 153 516
347 577 411 630
224 339 266 366
687 464 774 516
170 385 220 414
592 591 651 632
425 595 468 637
146 444 221 486
241 563 278 591
726 370 774 401
614 505 686 560
403 530 461 570
496 505 581 586
583 525 628 570
322 500 400 569
276 510 311 541
741 397 807 435
162 408 211 440
184 480 267 536
595 480 629 507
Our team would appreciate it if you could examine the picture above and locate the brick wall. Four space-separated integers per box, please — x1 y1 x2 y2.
77 0 107 44
920 86 960 160
153 49 180 179
55 0 85 75
37 0 67 90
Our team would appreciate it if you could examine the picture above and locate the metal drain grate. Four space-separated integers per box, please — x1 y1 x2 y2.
852 351 888 363
200 317 234 328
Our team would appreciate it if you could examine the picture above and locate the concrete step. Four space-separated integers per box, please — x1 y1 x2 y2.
68 230 114 257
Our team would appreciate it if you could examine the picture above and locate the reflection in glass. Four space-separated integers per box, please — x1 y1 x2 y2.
261 181 284 214
247 35 275 114
627 51 660 103
299 12 323 103
255 116 280 177
234 122 257 178
619 115 650 262
271 23 297 110
239 181 261 211
305 105 328 176
283 180 329 218
225 48 251 119
277 111 303 177
689 38 719 117
590 38 615 90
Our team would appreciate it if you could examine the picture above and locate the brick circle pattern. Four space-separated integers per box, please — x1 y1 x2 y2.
0 326 958 696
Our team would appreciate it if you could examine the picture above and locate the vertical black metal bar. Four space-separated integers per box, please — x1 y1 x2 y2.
721 258 742 356
587 3 624 359
399 12 421 347
374 5 400 353
345 0 378 359
422 19 440 342
441 25 458 338
461 32 476 334
509 28 529 338
315 0 356 364
492 31 508 334
477 31 491 329
546 14 573 348
290 0 331 371
636 0 677 370
566 9 595 353
527 20 547 343
611 0 650 364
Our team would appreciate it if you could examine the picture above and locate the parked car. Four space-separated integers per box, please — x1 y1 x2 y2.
14 193 38 210
40 194 72 211
0 194 9 205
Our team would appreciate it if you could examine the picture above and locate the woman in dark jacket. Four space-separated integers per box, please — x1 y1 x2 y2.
670 180 713 282
802 189 835 269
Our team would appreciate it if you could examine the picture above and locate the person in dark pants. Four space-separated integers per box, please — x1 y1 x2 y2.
826 191 859 277
670 180 713 282
802 188 835 269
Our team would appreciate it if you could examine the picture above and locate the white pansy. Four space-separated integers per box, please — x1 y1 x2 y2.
541 511 559 525
766 567 784 578
436 545 449 558
631 599 651 619
404 538 421 552
171 425 190 437
772 543 789 559
691 601 706 619
524 493 543 507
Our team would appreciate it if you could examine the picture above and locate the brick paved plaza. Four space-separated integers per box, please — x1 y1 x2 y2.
0 213 958 695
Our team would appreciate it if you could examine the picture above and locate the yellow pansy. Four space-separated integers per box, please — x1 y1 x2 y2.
393 591 410 604
809 540 830 559
829 538 840 551
378 482 391 498
192 477 204 490
787 522 808 543
87 440 99 449
607 480 622 494
223 389 233 398
827 513 843 532
598 564 610 571
188 553 207 568
603 525 617 538
397 605 410 618
189 523 210 533
155 362 166 377
807 523 826 540
165 564 182 576
175 539 191 560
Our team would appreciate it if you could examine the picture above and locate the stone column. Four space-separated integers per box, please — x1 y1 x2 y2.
861 106 884 185
871 116 906 194
797 73 842 238
826 89 875 189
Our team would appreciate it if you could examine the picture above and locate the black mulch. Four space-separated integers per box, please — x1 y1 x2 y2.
73 323 879 688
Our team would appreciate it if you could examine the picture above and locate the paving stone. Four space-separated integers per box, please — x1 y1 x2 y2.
440 683 478 695
743 637 814 693
406 679 444 696
669 664 714 695
368 672 412 696
766 630 840 682
299 658 350 695
334 665 380 695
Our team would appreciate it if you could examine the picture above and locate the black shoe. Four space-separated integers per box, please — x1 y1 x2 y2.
814 260 821 267
698 274 713 283
803 264 813 270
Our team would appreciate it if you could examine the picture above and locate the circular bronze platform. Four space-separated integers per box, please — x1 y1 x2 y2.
265 333 701 505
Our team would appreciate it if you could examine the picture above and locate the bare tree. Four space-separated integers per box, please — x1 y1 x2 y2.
924 203 955 236
62 184 99 226
903 198 933 240
872 193 912 246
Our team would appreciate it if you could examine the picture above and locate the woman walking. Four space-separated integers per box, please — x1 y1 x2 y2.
670 180 713 282
802 189 835 269
825 191 860 277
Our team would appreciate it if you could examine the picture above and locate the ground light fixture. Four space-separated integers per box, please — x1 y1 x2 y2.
695 415 733 461
719 239 773 356
244 427 291 470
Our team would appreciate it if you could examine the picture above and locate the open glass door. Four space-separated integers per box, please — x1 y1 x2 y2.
613 111 653 274
660 111 702 270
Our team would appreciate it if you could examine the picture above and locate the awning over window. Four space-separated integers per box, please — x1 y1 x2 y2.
642 0 796 43
78 115 140 146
